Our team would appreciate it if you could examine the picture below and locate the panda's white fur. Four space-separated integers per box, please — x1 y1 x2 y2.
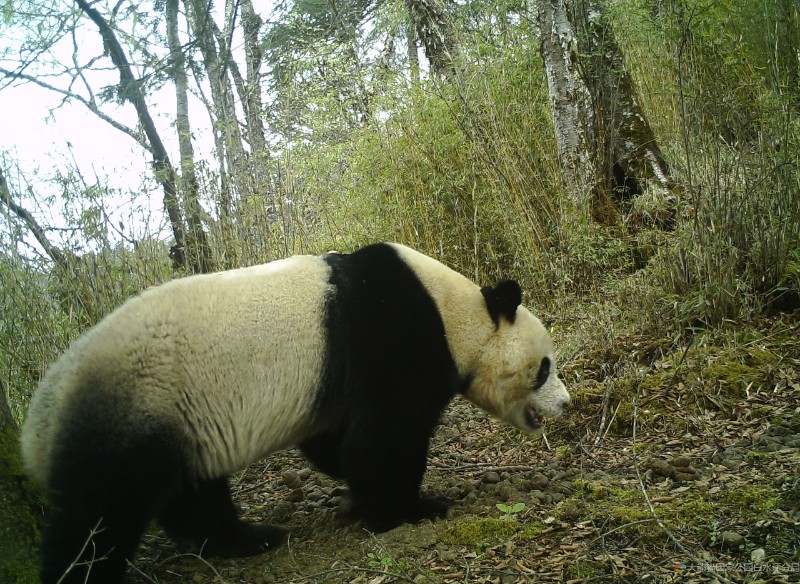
21 242 568 584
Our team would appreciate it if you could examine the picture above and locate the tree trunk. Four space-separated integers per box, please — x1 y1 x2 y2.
0 385 15 431
325 0 372 122
166 0 214 274
75 0 212 272
185 0 248 204
537 0 610 222
241 0 269 158
0 380 43 583
574 0 674 227
406 16 420 85
406 0 458 78
537 0 674 227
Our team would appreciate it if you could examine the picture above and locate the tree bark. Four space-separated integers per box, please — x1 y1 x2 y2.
406 16 420 85
574 0 674 225
166 0 213 274
185 0 248 208
241 0 268 158
0 384 43 583
0 383 15 432
537 0 674 227
537 0 608 220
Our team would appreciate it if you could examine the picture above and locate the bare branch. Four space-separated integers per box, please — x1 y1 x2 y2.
0 167 68 269
0 66 150 154
73 0 199 272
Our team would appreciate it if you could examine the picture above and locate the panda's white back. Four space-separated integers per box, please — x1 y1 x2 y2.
22 255 331 484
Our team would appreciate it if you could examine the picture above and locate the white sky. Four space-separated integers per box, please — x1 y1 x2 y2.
1 85 141 174
0 78 176 250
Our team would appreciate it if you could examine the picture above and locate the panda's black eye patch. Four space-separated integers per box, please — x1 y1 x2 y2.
534 357 550 389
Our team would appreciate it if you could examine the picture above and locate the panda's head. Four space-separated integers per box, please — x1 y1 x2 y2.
387 244 569 433
463 280 570 433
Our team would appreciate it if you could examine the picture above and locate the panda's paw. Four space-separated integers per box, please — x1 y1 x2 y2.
416 495 454 520
204 522 287 558
360 496 454 533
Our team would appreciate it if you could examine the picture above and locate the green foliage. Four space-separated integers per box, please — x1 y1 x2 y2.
608 0 800 331
495 502 525 520
286 34 570 303
366 552 394 570
365 548 413 575
718 485 781 518
0 241 173 420
4 0 800 440
563 468 791 555
644 131 800 329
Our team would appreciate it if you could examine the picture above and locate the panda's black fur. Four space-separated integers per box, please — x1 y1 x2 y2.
302 245 461 526
22 242 569 584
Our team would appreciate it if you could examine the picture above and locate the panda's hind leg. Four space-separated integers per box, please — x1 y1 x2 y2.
40 494 154 584
158 477 285 558
39 413 185 584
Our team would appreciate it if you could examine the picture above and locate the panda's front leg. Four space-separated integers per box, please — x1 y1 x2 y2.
339 415 452 532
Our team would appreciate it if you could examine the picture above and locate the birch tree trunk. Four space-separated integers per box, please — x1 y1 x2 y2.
241 0 268 158
184 0 248 209
166 0 214 274
75 0 213 272
537 0 611 222
537 0 674 227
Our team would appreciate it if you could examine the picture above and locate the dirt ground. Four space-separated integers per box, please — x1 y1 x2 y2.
129 312 800 584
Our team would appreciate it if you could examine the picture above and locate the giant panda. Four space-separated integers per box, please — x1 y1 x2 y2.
21 242 569 584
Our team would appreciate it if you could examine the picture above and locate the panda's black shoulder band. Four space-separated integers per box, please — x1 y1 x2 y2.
481 280 522 326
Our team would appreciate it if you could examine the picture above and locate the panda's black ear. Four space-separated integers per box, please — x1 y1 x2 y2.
481 280 522 326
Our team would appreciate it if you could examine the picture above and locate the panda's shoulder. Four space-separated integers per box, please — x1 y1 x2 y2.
381 243 476 293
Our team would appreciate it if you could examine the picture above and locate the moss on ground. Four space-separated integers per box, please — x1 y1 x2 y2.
0 428 44 584
561 478 790 549
438 516 544 549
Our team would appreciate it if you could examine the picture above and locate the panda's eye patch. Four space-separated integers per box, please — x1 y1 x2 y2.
534 357 551 389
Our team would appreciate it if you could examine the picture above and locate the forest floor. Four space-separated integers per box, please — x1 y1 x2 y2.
130 310 800 584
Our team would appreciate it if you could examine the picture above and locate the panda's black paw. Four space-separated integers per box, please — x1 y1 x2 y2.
416 496 454 520
360 496 454 533
204 522 287 558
